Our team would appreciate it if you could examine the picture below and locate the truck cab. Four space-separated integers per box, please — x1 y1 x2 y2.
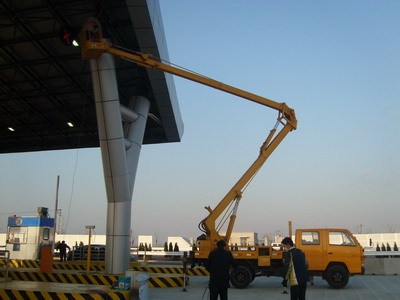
296 228 364 288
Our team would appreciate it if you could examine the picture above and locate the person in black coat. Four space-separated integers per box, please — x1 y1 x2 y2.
205 240 238 300
57 240 71 262
281 237 308 300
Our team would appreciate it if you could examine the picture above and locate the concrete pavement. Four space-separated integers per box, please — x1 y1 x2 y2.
147 275 400 300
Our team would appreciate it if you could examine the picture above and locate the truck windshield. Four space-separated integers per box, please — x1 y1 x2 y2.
329 231 355 246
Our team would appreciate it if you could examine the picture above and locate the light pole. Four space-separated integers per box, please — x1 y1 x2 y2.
53 175 60 249
85 225 95 273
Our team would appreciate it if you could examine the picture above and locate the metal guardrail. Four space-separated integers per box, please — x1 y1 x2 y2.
64 245 186 261
0 249 10 279
364 251 400 257
132 250 184 256
131 250 186 262
67 246 105 261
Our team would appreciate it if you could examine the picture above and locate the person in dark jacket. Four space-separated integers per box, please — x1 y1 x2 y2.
57 240 71 262
281 237 308 300
205 240 237 300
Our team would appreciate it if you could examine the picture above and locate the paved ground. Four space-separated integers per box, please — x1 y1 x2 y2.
147 275 400 300
0 279 113 294
1 271 399 299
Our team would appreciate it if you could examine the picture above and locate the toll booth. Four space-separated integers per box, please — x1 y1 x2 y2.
5 207 55 260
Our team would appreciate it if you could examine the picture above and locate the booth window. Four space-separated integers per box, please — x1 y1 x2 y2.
43 227 50 240
8 227 28 244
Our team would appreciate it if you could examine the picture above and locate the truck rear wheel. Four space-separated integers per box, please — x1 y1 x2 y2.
326 265 349 289
230 266 252 289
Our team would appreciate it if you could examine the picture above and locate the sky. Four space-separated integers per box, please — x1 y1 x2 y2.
0 1 399 244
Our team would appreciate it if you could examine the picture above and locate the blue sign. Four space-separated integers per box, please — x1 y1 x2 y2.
8 217 54 227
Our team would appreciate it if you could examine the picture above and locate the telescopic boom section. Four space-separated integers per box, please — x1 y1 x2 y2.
80 18 297 252
86 44 297 130
80 18 296 130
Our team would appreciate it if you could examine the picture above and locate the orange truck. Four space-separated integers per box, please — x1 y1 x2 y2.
293 228 364 288
194 228 364 289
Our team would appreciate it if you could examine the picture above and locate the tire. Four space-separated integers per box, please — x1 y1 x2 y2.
230 266 252 289
325 265 349 289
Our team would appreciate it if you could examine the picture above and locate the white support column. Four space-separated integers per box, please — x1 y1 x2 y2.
125 96 150 195
90 53 131 274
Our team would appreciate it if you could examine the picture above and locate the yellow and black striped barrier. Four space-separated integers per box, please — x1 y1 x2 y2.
1 259 210 276
0 270 118 285
130 265 209 276
0 289 129 299
148 275 185 288
0 259 39 269
53 261 105 271
0 259 106 271
0 269 186 288
130 266 183 275
187 268 209 276
0 259 207 290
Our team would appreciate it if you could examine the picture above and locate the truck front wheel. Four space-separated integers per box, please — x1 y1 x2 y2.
230 266 252 289
325 265 349 289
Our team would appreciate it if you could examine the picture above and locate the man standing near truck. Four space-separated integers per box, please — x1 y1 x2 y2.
205 240 237 300
281 237 308 300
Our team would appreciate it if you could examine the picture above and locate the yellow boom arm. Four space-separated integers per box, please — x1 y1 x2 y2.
80 18 297 254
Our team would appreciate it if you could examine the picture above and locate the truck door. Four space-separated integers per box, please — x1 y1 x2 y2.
326 230 362 273
297 230 324 271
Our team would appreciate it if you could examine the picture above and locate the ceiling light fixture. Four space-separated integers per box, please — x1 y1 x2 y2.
8 127 15 132
67 122 74 127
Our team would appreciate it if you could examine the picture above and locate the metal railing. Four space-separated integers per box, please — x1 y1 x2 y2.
130 248 185 262
67 246 105 261
65 245 187 262
364 250 400 258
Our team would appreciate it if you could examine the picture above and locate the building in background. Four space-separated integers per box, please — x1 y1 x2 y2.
2 232 400 257
222 232 259 247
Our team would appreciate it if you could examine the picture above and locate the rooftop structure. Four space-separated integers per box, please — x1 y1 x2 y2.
0 0 183 154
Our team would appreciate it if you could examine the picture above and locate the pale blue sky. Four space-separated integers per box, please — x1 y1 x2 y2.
0 1 399 243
